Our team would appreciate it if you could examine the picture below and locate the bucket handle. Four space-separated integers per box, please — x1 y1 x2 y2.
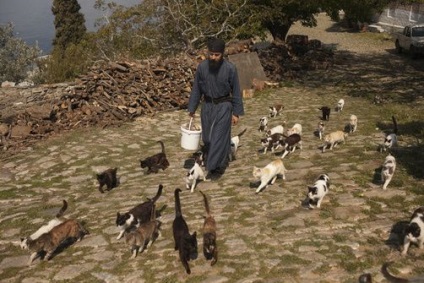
188 117 193 131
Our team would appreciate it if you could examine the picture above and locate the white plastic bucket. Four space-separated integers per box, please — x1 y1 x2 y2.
181 118 202 150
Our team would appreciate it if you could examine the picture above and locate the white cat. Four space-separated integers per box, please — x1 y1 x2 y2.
286 123 302 136
186 161 207 193
20 200 68 250
349 114 357 133
317 122 325 140
307 174 330 208
381 154 396 190
266 124 285 137
402 207 424 255
322 131 348 153
258 116 268 132
252 159 287 194
337 99 345 112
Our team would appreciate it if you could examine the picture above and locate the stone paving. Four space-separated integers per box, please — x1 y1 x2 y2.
1 14 424 283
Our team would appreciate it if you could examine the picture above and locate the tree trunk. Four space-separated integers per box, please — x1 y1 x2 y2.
266 22 292 43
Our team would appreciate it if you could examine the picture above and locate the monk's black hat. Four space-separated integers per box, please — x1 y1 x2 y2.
207 38 225 53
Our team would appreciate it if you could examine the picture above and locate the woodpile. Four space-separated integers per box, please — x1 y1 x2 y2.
0 36 334 154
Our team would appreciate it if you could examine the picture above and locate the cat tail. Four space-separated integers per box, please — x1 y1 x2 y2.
237 128 247 138
381 262 409 283
199 190 211 216
174 188 183 217
158 141 166 153
56 200 68 218
392 116 398 134
151 184 163 204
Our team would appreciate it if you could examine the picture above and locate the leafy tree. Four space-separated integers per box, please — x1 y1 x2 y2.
51 0 87 53
0 23 42 83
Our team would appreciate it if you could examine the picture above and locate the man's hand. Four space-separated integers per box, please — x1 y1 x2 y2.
232 115 239 125
189 112 195 118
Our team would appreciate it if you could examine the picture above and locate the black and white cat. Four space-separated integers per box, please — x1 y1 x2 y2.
252 159 287 194
260 133 284 154
402 207 424 256
382 116 398 152
317 121 325 140
116 184 163 240
348 114 358 133
185 160 206 193
280 133 302 159
381 154 396 190
307 174 330 209
172 188 198 274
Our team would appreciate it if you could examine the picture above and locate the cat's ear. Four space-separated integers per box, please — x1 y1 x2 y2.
20 237 25 242
117 212 120 217
192 231 197 237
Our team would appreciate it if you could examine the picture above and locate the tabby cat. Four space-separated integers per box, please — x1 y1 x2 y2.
140 141 170 174
200 190 218 266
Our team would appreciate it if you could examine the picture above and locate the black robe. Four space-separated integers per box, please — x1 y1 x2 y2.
188 59 244 171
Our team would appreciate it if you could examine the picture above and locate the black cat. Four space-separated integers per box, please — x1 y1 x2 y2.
172 188 198 274
140 141 170 174
96 167 118 193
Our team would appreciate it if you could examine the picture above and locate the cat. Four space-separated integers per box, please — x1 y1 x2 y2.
382 261 424 282
269 104 284 118
358 273 372 283
20 200 68 250
349 114 358 133
319 106 331 121
286 123 302 136
322 130 348 153
381 154 396 190
317 121 325 140
252 159 287 194
186 160 206 193
140 141 170 174
382 116 398 152
307 174 330 208
337 98 345 112
172 188 198 274
266 124 285 137
116 184 163 240
124 205 161 258
260 133 284 154
258 116 268 132
230 128 247 161
280 133 302 159
192 144 208 167
402 206 424 256
26 218 89 265
96 167 118 193
199 190 218 266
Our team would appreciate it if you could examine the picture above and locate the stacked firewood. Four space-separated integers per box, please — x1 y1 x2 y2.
0 37 334 153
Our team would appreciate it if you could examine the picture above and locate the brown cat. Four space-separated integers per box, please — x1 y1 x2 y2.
199 191 218 266
96 167 118 193
172 188 198 274
26 219 89 265
140 141 170 174
124 206 161 258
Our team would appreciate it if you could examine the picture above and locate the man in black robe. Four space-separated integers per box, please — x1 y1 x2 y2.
188 38 244 179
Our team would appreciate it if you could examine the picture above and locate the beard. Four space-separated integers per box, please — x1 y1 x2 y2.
208 58 223 73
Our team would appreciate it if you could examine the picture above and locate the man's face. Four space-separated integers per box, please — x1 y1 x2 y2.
208 51 223 71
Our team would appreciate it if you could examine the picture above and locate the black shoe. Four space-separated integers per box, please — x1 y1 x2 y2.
206 169 223 181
